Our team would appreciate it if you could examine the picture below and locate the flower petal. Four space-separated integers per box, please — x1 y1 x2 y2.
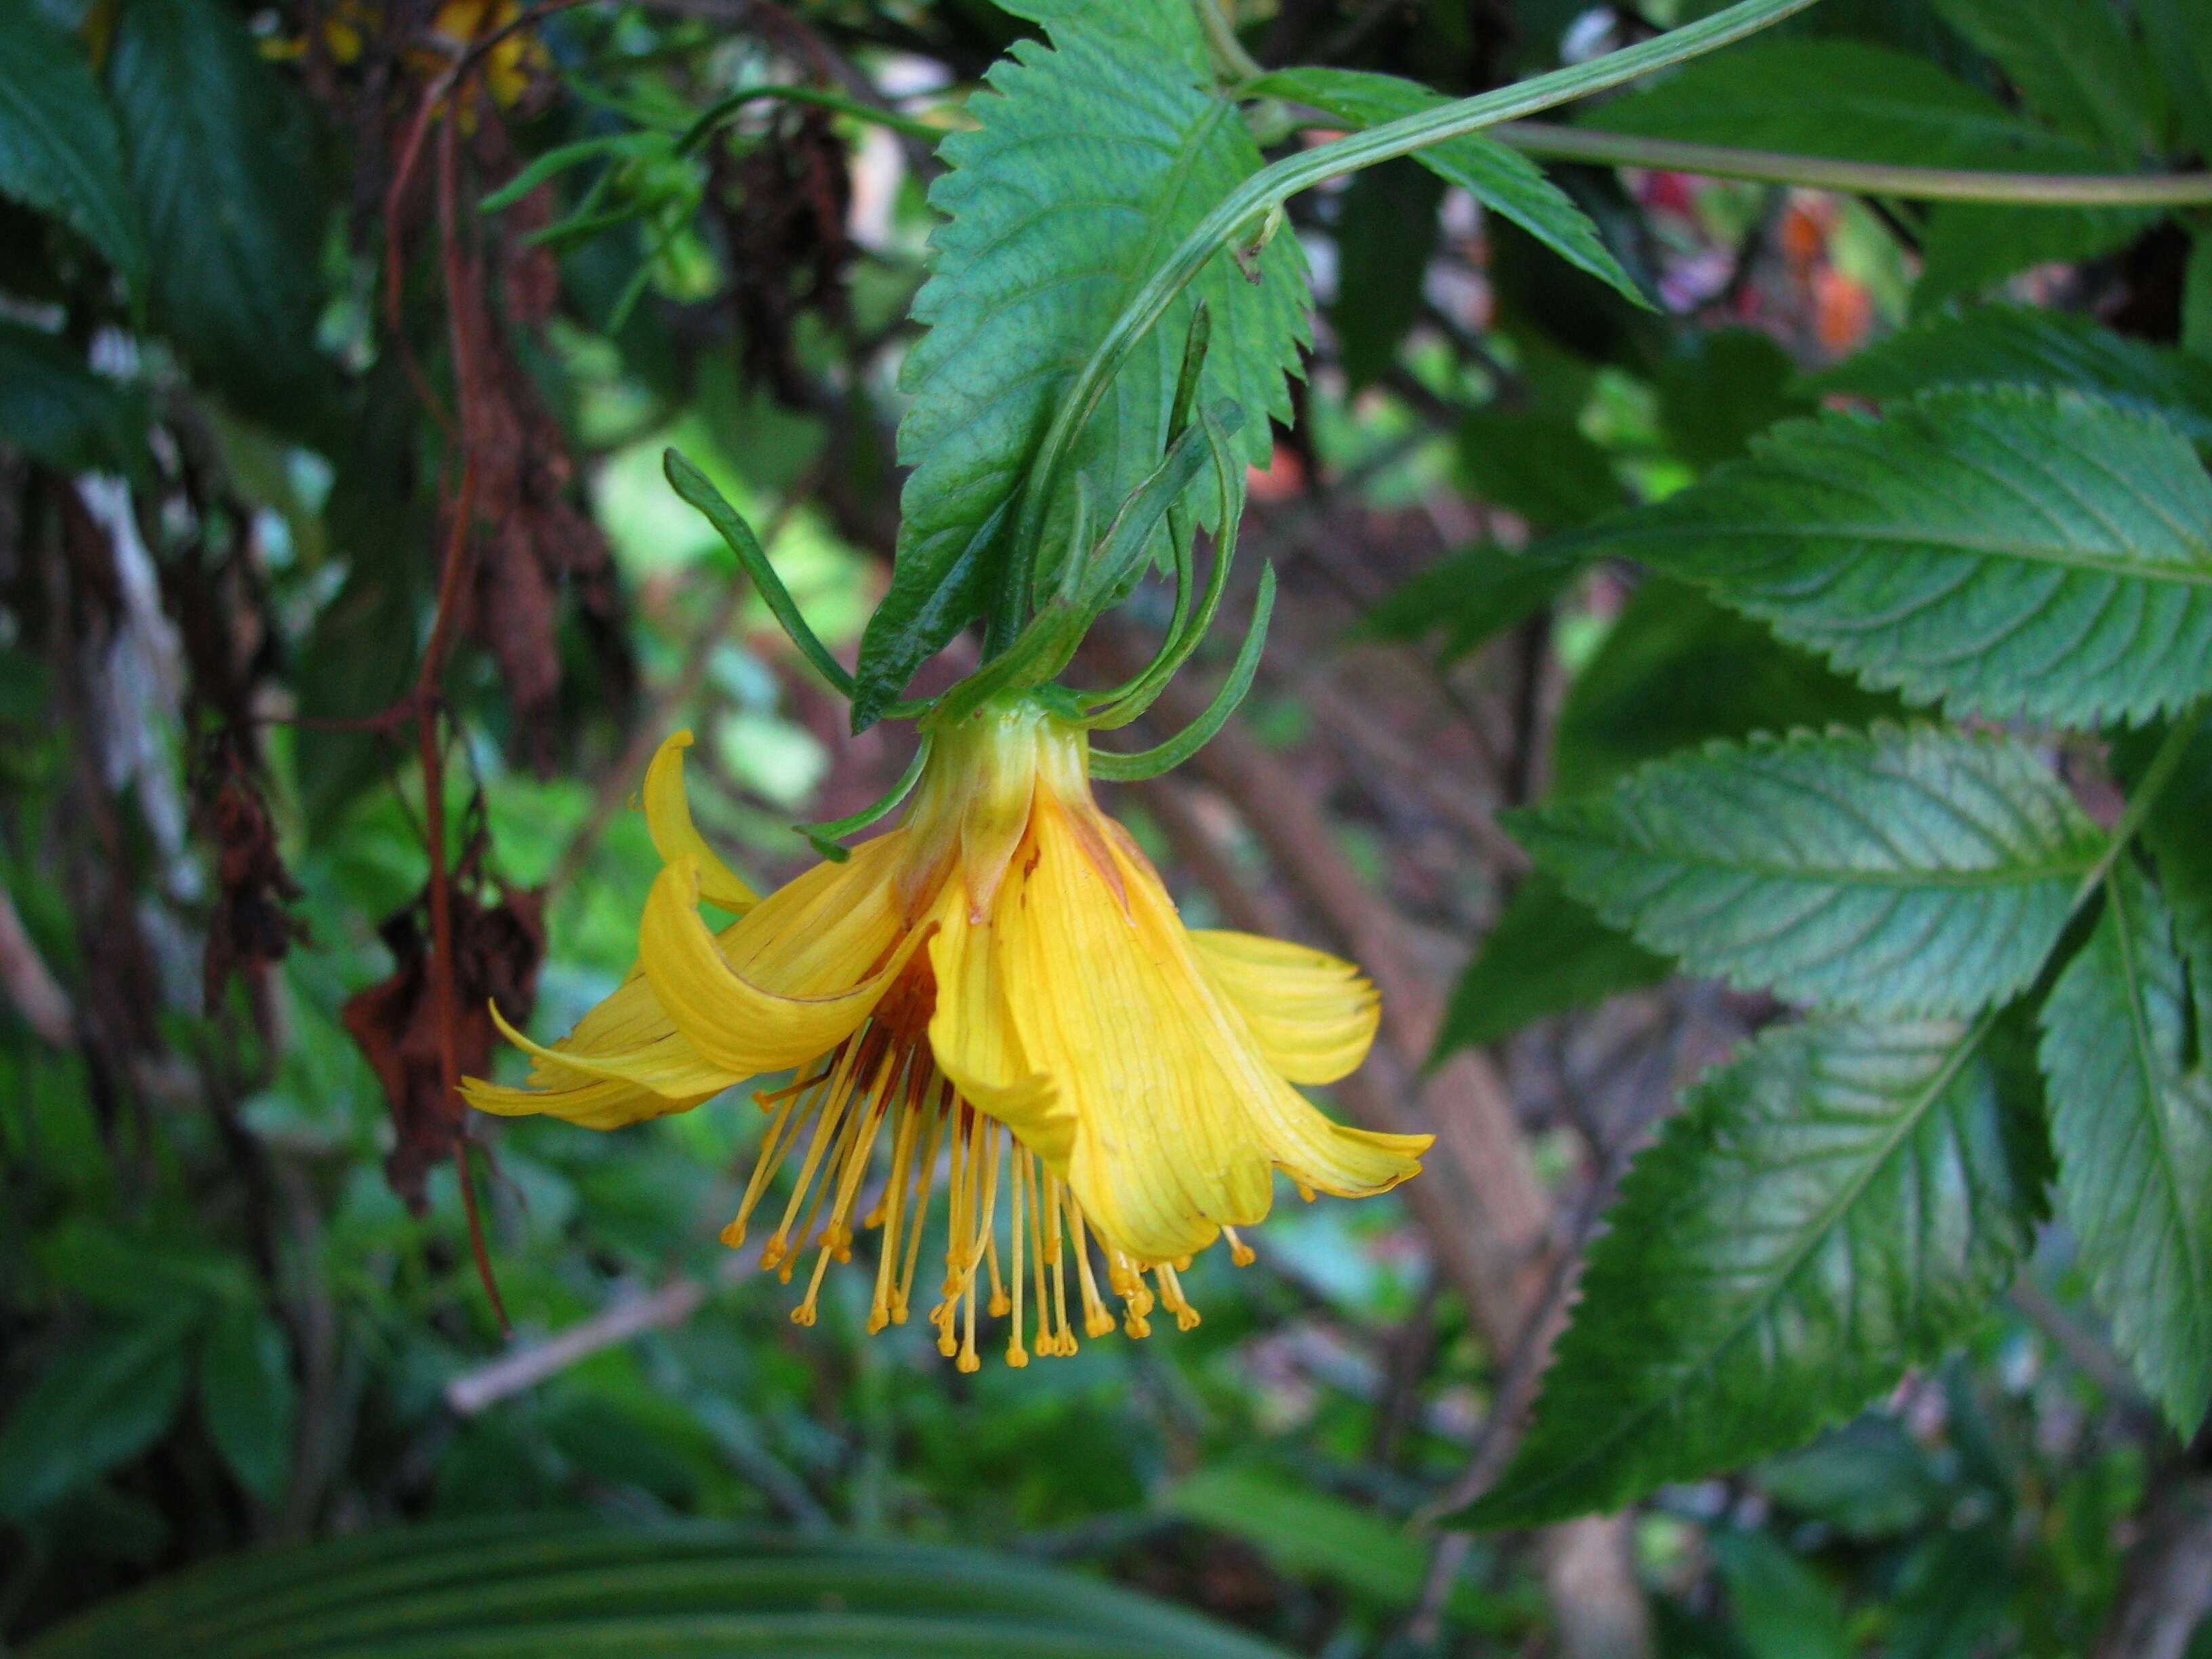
995 802 1277 1263
462 1071 719 1130
640 850 922 1076
926 897 1070 1164
1189 929 1380 1086
1115 862 1425 1203
644 730 758 914
483 998 738 1098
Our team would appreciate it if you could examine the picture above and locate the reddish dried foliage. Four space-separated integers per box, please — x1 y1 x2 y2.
199 757 308 1018
342 876 544 1210
717 104 855 408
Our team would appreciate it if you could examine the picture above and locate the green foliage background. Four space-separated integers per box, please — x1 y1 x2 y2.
4 0 2212 1656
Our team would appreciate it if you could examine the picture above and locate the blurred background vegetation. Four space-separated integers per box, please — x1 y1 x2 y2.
3 0 2208 1654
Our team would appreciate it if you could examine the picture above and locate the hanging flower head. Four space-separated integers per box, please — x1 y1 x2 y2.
466 696 1428 1369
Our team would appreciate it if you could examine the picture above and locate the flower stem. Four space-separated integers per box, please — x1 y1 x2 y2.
1009 0 1825 584
1493 121 2212 207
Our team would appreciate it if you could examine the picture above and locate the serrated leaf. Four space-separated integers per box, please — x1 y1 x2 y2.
1552 579 1900 798
1434 872 1668 1057
0 4 142 291
197 1303 295 1505
1931 0 2156 155
1588 387 2212 728
1515 725 2103 1016
1458 1015 2036 1530
1244 66 1648 308
855 1 1307 726
998 0 1210 77
2039 863 2212 1432
110 0 329 430
1584 41 2152 308
1803 305 2212 446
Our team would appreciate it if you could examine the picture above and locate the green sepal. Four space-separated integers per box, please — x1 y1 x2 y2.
795 737 933 863
664 449 872 704
1089 563 1274 781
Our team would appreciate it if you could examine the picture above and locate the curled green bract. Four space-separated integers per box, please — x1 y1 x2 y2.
664 448 928 721
796 736 934 862
1088 563 1275 783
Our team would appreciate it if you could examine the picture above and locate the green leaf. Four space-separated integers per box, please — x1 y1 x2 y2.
2188 231 2212 361
1588 388 2212 729
110 0 329 430
1458 1015 2037 1530
1652 327 1813 471
1708 1530 1852 1659
1328 159 1441 391
1551 579 1899 798
2038 863 2212 1433
1168 1464 1498 1621
1931 0 2156 155
1361 542 1575 665
2131 722 2212 1048
2139 0 2212 162
1514 725 2102 1017
0 3 141 291
1000 0 1211 77
197 1303 296 1506
1243 66 1649 308
1803 305 2212 446
1457 405 1629 530
23 1516 1295 1659
1433 872 1669 1056
1583 41 2152 307
1756 1417 1952 1540
0 1319 193 1519
0 321 146 476
854 0 1307 726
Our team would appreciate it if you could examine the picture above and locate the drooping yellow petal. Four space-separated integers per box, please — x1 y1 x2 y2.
462 1069 719 1130
485 998 739 1099
640 851 924 1077
1189 930 1381 1086
643 730 758 914
994 802 1275 1263
926 899 1070 1164
1127 881 1428 1201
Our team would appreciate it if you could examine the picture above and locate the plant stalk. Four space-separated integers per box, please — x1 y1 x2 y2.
1009 0 1826 583
1495 121 2212 206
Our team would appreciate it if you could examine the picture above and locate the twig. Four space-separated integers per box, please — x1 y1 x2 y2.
1496 120 2212 207
2095 1481 2212 1659
0 884 75 1047
447 1269 729 1414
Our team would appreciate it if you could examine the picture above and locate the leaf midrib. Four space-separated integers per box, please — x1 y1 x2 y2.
1496 1015 2000 1521
1618 521 2212 586
1557 832 2095 890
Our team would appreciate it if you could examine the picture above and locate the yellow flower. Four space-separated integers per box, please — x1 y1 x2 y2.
465 697 1429 1369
